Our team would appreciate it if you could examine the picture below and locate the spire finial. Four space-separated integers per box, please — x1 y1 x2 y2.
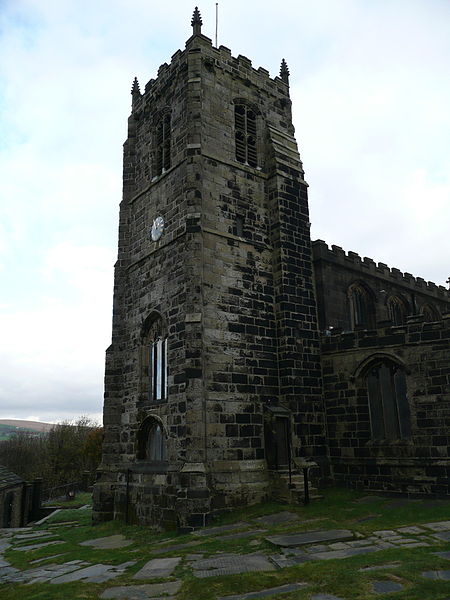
191 6 202 35
131 77 140 96
131 77 141 109
280 59 290 84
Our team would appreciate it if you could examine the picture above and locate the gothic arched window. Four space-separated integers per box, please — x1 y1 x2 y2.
387 296 407 325
137 417 167 461
348 283 375 329
155 110 171 175
366 360 411 440
234 103 257 168
421 303 439 323
141 313 168 403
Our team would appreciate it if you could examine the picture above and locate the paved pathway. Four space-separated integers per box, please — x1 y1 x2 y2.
0 529 136 585
1 514 450 598
100 580 182 599
133 557 181 579
188 553 276 578
80 534 134 549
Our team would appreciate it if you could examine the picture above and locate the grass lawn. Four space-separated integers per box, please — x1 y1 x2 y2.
2 488 450 599
42 491 93 509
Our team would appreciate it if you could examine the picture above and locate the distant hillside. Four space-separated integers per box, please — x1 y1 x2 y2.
0 419 54 441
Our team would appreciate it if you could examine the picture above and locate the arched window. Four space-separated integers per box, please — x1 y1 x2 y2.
387 296 407 325
155 110 171 175
137 417 167 461
141 313 168 403
234 103 257 168
348 283 375 329
421 303 439 323
366 359 411 440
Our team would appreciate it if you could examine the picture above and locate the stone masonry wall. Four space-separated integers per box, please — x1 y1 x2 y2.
190 33 326 512
313 240 450 332
0 485 22 528
322 313 450 496
94 22 327 529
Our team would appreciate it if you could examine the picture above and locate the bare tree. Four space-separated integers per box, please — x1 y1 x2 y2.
0 416 103 491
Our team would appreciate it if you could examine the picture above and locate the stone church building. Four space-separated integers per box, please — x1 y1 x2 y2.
93 9 450 530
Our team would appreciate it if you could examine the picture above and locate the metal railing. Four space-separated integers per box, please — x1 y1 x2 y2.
42 472 94 502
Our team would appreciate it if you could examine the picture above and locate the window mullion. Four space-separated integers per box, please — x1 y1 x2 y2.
156 339 162 399
379 364 400 439
394 368 411 438
368 370 384 439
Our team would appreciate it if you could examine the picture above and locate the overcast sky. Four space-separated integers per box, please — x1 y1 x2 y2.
1 0 449 424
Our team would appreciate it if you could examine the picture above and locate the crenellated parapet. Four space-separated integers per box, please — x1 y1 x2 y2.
312 239 449 300
130 19 289 118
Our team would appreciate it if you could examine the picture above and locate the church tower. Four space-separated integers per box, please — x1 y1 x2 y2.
93 8 326 530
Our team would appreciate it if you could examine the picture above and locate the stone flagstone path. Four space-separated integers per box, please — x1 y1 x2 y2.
371 580 404 594
100 581 182 599
266 528 354 547
2 514 450 596
253 511 300 527
80 534 134 549
217 582 309 600
191 522 251 537
0 529 136 585
133 557 181 579
188 553 275 578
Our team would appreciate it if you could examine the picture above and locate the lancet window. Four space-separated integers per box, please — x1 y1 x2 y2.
387 296 407 325
155 111 171 175
348 282 375 329
141 313 168 403
421 303 439 323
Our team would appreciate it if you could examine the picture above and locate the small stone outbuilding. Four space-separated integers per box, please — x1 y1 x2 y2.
0 465 25 528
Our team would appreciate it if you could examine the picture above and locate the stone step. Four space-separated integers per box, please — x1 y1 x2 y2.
269 470 322 504
272 483 320 500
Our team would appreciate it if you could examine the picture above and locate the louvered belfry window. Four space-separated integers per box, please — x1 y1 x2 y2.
156 112 171 175
234 104 257 167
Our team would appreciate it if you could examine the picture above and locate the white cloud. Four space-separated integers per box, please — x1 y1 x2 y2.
0 0 449 422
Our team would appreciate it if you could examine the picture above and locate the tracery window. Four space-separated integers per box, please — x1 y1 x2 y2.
137 417 167 461
348 283 375 329
366 360 411 440
387 296 407 325
155 111 171 175
421 303 439 323
141 313 168 403
234 103 257 168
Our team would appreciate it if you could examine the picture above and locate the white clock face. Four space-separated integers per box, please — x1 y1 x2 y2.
151 216 164 241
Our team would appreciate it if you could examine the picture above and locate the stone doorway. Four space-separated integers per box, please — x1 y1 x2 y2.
264 406 292 470
274 416 290 468
3 492 14 528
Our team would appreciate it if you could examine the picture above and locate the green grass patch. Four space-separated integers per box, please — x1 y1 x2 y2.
2 488 450 599
43 491 92 508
